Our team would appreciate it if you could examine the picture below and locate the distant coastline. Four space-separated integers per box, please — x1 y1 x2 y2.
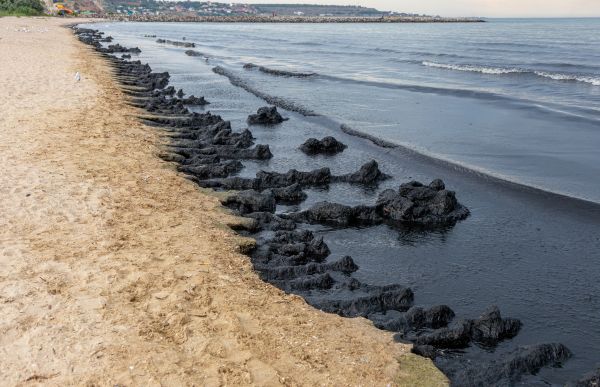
108 15 485 23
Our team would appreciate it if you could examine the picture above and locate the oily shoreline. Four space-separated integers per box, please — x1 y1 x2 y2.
73 26 599 386
2 16 454 385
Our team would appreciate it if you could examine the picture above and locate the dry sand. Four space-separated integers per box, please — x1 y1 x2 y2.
0 17 447 386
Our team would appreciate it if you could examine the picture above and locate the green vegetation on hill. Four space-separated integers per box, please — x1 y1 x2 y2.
0 0 45 16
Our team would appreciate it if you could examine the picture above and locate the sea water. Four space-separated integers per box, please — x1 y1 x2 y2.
90 19 600 384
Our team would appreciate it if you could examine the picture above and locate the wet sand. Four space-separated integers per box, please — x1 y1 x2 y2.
0 17 446 385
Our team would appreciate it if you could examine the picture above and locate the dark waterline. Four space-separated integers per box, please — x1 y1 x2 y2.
88 20 600 385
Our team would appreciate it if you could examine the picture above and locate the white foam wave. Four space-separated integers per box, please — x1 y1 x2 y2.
422 61 600 86
533 71 600 86
422 61 524 75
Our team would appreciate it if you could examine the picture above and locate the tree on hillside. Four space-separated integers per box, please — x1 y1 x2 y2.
0 0 45 15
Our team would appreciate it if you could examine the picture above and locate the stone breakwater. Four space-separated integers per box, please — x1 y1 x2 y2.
73 27 598 386
108 15 486 23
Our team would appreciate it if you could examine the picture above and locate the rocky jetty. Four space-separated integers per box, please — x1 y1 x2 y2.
73 26 578 387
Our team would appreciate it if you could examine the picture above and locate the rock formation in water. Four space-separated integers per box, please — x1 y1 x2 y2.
300 136 347 155
156 38 195 48
247 106 287 125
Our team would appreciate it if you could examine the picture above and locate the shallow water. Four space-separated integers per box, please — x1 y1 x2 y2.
96 19 600 203
89 20 600 384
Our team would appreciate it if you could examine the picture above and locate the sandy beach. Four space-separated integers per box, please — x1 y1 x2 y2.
0 17 446 386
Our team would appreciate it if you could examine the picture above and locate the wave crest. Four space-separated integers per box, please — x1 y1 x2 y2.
422 61 600 86
422 61 524 75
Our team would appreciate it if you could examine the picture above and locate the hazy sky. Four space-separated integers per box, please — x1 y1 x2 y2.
245 0 600 18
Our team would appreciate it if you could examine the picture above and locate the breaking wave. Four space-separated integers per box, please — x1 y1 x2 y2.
422 61 600 86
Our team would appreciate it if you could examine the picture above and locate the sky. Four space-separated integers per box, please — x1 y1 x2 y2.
243 0 600 18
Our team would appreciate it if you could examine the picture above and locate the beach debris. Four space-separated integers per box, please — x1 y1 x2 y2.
74 72 80 82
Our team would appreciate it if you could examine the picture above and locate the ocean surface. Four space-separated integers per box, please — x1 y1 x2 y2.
89 19 600 384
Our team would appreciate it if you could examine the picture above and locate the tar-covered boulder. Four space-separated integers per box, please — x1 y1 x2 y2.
450 343 572 387
334 160 390 184
374 305 456 334
178 160 243 180
181 95 209 106
300 136 347 155
313 285 415 317
272 183 307 204
185 50 203 56
469 305 522 346
287 202 381 227
376 179 469 225
247 106 287 125
411 305 521 349
221 189 276 215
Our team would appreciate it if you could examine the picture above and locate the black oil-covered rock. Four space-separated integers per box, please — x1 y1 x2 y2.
334 160 390 184
376 179 470 225
409 305 521 349
411 345 438 360
447 343 572 386
288 178 467 228
185 50 203 56
247 106 288 125
300 136 347 155
181 95 209 106
221 190 276 215
373 305 456 333
156 38 195 48
105 43 141 54
272 183 308 204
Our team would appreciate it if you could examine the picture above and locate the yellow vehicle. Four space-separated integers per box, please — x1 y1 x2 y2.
54 3 74 15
